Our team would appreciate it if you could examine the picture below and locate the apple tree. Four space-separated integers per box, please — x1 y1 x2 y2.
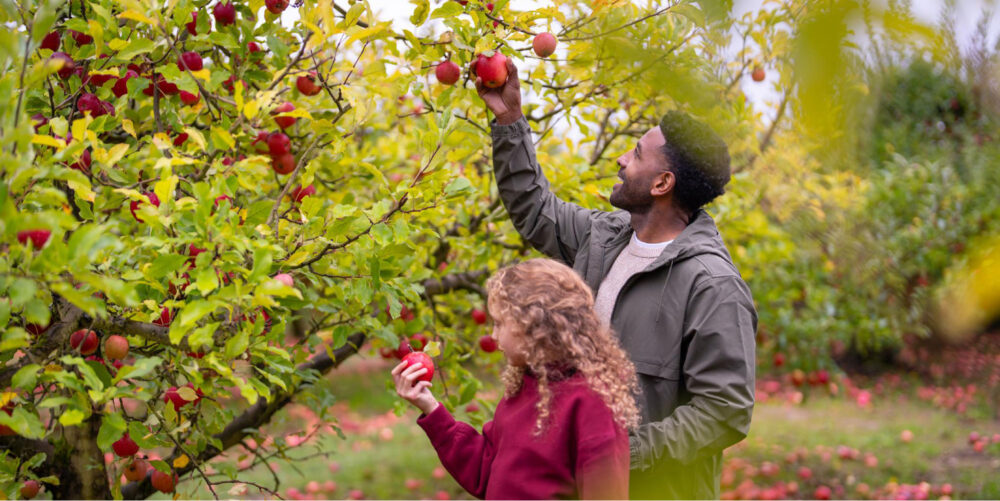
0 0 771 498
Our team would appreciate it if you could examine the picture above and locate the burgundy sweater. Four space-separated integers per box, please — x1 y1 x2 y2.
416 372 629 500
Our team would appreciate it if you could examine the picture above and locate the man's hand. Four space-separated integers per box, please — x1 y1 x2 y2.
475 57 523 125
392 361 439 415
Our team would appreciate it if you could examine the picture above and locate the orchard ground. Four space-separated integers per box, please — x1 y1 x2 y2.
146 334 1000 501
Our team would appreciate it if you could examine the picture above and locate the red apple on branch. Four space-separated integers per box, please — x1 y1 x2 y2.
435 60 461 85
151 469 177 493
296 72 322 96
274 273 294 287
471 308 487 325
752 67 766 82
473 52 508 88
154 307 173 327
17 229 51 249
124 458 150 482
289 184 315 203
478 335 498 353
113 70 138 98
267 132 291 156
40 31 60 51
186 12 200 35
70 329 99 355
272 102 297 129
179 90 200 106
532 32 557 57
113 433 140 457
20 480 40 499
272 153 296 174
178 51 203 72
212 2 236 26
69 30 93 45
402 352 435 382
265 0 289 14
51 52 75 79
104 335 129 360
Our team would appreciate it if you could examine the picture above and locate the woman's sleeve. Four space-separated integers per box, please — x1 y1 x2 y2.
417 404 497 499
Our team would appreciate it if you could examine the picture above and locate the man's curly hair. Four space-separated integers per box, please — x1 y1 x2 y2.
659 111 731 215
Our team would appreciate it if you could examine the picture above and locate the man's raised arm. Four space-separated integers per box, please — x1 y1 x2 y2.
478 58 618 265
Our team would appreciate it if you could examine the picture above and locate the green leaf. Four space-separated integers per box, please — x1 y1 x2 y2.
194 267 219 294
115 38 156 60
409 0 430 25
23 298 51 326
444 177 472 198
430 1 463 19
12 364 41 391
244 200 273 227
148 254 189 280
58 408 86 427
224 330 249 360
8 278 37 307
113 356 162 383
97 412 127 450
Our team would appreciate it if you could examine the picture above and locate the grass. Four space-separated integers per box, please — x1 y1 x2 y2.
149 357 1000 500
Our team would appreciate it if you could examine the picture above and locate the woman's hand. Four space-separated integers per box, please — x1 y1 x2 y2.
392 361 439 415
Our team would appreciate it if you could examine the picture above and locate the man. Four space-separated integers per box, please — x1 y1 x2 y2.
475 59 756 499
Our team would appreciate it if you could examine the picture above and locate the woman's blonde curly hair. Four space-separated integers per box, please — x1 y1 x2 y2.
485 258 641 434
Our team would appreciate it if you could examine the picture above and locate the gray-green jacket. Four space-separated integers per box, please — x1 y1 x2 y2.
491 117 757 499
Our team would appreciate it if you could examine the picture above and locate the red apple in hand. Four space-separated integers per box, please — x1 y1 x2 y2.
402 352 435 382
435 60 461 85
151 469 177 493
113 433 140 457
104 335 129 360
296 71 322 96
532 32 557 57
17 229 51 249
478 335 497 353
124 458 150 482
474 52 508 88
272 102 297 129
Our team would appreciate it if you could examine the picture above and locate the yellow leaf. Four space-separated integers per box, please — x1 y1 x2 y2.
190 68 210 81
234 81 245 112
344 24 385 47
68 179 96 202
71 118 92 144
173 454 190 468
211 126 235 149
32 135 65 149
44 364 63 373
184 126 206 150
122 119 136 138
243 98 258 119
118 9 157 26
101 143 130 166
108 39 128 50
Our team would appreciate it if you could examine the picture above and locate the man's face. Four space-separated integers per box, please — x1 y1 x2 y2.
610 126 668 214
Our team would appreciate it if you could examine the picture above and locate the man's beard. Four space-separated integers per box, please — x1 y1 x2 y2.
609 175 654 215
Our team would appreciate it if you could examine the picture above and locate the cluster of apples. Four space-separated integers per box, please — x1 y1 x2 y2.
433 32 558 88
